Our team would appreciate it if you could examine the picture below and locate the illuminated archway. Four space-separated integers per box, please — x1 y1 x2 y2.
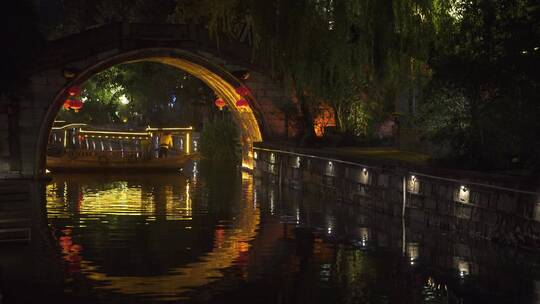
36 48 263 176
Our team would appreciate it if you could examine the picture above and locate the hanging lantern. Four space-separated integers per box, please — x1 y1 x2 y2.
235 98 249 108
214 98 226 110
70 99 83 112
67 86 81 96
63 99 72 110
235 86 251 97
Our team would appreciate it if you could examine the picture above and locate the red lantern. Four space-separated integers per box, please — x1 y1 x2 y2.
214 98 226 110
63 99 72 109
235 98 249 108
70 99 83 112
67 86 81 96
235 86 251 97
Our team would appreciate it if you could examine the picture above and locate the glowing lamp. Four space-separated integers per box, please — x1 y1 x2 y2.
63 99 72 109
235 98 249 108
70 99 83 112
214 98 226 110
235 86 251 96
67 86 81 96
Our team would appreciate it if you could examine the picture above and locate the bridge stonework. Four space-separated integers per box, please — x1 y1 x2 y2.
0 23 300 179
244 71 301 139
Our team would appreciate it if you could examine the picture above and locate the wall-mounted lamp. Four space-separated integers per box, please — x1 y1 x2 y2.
359 168 370 185
407 175 420 194
456 184 470 203
294 156 301 168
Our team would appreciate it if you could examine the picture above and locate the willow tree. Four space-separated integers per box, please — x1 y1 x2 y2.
44 0 449 139
172 0 445 139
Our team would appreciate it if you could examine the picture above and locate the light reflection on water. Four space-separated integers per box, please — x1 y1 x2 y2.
46 179 192 219
0 169 538 303
44 172 259 301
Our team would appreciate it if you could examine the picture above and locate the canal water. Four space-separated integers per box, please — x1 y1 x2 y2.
1 164 539 303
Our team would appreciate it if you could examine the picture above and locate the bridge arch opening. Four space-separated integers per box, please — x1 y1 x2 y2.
37 48 263 176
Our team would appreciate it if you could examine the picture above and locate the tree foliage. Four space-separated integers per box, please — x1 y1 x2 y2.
186 0 442 139
199 117 241 164
57 62 215 127
417 0 540 170
36 0 540 171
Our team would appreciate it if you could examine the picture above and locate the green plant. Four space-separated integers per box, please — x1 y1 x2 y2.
199 118 241 164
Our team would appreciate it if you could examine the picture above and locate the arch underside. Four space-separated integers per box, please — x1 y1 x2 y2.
38 48 263 175
147 56 262 168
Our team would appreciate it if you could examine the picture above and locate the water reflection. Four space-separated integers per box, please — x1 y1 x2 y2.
47 175 193 219
42 171 259 301
0 168 539 303
248 183 539 304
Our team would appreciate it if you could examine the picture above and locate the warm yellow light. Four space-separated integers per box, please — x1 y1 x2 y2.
45 173 260 299
185 132 190 154
79 130 148 136
241 161 253 170
185 183 191 212
407 242 419 264
407 175 420 194
147 56 262 167
359 168 369 184
52 123 87 130
145 126 193 131
456 185 470 203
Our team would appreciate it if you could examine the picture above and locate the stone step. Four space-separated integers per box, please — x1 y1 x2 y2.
0 183 30 195
0 192 31 203
0 182 31 206
0 217 31 243
0 201 32 213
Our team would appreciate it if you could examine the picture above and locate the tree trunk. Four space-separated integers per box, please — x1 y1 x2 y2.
469 93 482 165
335 104 346 133
7 103 21 172
284 112 289 140
298 92 315 139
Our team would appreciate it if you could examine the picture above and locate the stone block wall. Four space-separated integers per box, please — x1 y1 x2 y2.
244 71 301 140
256 175 538 296
254 147 540 250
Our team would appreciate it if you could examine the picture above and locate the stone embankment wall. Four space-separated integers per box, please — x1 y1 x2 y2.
256 185 539 296
253 147 540 250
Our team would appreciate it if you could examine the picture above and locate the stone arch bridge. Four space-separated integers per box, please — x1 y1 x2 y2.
0 23 301 178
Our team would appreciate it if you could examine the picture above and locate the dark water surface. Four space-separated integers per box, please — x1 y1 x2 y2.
1 167 539 303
